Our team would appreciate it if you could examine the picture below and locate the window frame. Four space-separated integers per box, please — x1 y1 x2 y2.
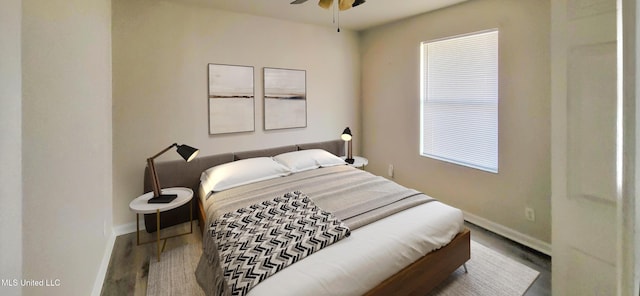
419 29 499 173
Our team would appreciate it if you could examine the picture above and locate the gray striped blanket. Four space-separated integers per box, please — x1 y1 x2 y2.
195 165 435 296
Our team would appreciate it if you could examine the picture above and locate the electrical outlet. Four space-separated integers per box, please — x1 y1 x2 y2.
388 164 394 178
525 207 535 222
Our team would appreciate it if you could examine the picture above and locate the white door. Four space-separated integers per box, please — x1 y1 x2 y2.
551 0 619 294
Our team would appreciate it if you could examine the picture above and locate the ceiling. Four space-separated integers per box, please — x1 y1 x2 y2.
175 0 468 31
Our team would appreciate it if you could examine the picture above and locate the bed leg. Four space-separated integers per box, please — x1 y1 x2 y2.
463 263 468 273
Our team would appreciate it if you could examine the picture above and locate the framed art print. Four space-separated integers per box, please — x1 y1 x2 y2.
208 64 255 134
263 67 307 130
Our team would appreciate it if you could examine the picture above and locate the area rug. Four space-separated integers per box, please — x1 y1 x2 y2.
147 244 204 296
147 240 539 296
428 241 540 295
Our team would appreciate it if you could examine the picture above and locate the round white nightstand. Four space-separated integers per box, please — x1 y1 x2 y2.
129 187 193 261
341 156 369 169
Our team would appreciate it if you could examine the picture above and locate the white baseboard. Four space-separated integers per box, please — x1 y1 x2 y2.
114 212 148 235
113 220 144 236
90 219 145 296
90 230 116 296
463 211 552 256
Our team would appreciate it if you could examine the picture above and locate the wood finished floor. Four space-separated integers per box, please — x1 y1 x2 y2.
464 222 551 296
100 221 551 296
101 221 201 296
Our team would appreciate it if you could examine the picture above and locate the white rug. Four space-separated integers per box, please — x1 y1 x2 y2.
147 240 539 296
428 241 540 295
147 244 204 296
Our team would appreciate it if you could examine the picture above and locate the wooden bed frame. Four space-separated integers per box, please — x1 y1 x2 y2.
197 195 470 295
366 229 470 295
145 139 470 295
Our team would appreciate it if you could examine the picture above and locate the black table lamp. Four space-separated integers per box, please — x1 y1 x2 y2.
147 143 199 203
341 127 354 164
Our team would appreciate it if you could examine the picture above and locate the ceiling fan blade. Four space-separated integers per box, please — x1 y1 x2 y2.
290 0 308 4
352 0 365 7
338 0 355 11
318 0 333 9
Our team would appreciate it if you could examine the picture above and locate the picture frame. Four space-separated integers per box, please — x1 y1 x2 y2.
263 67 307 130
208 63 255 135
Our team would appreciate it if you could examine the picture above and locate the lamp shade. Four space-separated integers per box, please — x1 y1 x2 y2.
176 144 199 162
341 127 354 164
341 127 352 141
147 143 199 201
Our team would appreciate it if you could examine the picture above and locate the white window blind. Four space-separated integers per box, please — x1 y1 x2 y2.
420 30 499 173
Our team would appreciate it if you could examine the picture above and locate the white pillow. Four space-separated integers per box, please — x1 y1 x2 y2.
200 157 291 194
273 149 346 173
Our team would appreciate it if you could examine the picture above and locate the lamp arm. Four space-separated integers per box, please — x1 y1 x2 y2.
149 143 178 160
148 158 161 197
147 143 178 197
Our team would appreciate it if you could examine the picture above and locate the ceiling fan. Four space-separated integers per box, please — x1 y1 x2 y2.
290 0 366 11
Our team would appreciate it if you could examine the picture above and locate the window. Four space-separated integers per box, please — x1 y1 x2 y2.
420 29 499 173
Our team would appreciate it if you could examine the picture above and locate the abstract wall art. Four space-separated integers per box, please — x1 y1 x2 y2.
208 64 255 134
263 67 307 130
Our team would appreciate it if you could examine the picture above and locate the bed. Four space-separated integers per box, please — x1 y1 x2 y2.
143 140 470 296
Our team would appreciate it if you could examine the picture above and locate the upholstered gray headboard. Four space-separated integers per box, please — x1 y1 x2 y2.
142 139 345 232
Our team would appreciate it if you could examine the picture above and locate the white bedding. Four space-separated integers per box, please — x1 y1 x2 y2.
246 199 465 296
197 165 465 296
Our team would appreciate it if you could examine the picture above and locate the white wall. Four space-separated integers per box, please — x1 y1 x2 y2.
360 0 551 247
22 0 113 295
112 0 361 226
0 0 23 295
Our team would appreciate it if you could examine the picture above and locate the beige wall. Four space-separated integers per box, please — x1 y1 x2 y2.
0 0 23 295
22 0 113 294
112 0 361 226
360 0 551 245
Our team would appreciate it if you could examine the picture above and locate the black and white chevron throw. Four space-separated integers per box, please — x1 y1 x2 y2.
210 191 351 296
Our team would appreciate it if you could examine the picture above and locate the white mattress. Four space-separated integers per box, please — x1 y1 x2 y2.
246 200 465 296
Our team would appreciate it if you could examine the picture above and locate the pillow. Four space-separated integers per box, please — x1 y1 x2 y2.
200 157 291 194
273 149 346 173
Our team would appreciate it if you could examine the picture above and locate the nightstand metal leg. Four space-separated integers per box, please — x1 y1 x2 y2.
156 209 161 262
130 188 195 263
463 263 468 273
136 213 140 245
190 199 193 234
